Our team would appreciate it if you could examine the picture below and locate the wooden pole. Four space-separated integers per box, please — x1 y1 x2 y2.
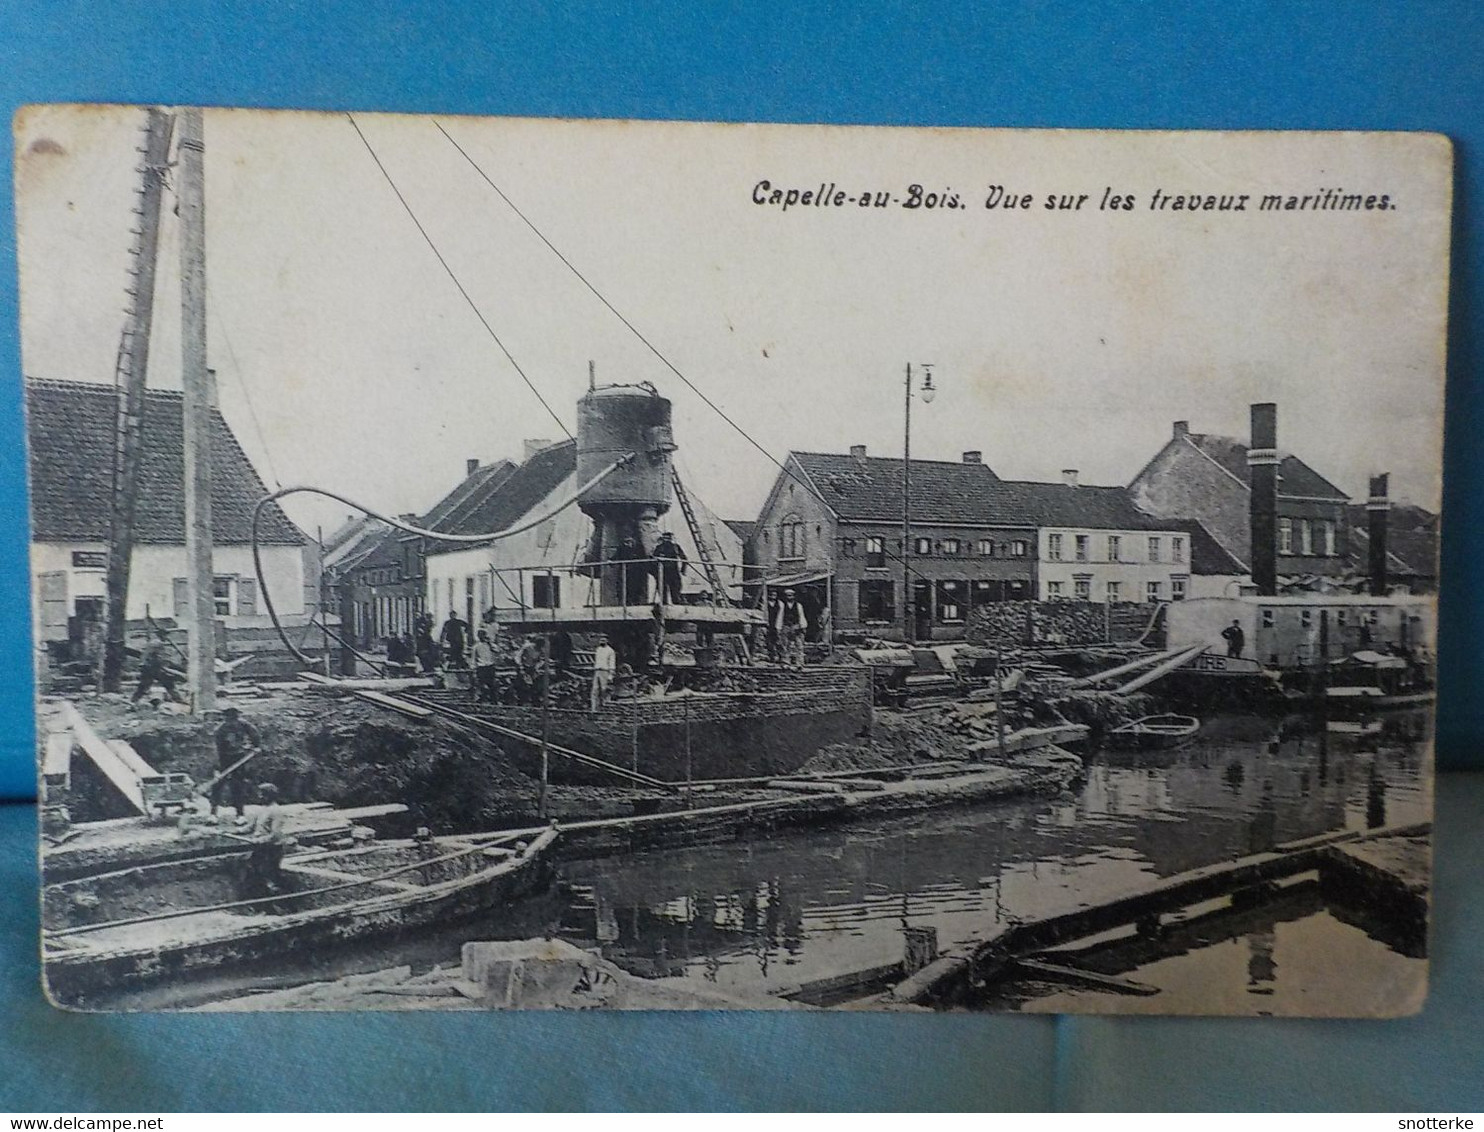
994 647 1006 760
902 362 913 645
178 108 216 713
102 108 173 692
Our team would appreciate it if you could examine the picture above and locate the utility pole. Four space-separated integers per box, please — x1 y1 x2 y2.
102 108 173 692
178 108 217 713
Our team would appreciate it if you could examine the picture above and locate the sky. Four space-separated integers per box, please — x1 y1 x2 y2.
14 106 1451 539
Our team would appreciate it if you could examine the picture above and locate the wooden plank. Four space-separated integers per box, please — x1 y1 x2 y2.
1010 958 1160 996
43 730 73 780
352 689 434 718
61 703 147 814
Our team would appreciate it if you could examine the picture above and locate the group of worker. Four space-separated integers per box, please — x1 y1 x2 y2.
611 530 691 605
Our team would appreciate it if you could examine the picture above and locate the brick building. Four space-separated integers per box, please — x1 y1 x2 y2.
1128 418 1352 583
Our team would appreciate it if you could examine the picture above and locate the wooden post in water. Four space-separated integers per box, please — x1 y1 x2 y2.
994 646 1006 760
178 107 216 714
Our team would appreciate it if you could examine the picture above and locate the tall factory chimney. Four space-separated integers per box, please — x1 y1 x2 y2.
1247 403 1279 596
1367 473 1391 596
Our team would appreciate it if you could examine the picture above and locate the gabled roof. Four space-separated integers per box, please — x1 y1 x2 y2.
1345 503 1438 579
789 451 1018 525
1183 433 1350 501
326 520 391 574
427 439 578 552
1167 518 1249 576
26 378 303 546
724 519 757 543
1002 481 1177 532
420 458 519 533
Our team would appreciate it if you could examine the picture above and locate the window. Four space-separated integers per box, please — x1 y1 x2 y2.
840 537 857 556
212 576 234 617
1300 519 1313 556
978 539 995 557
1300 608 1313 628
1148 537 1161 563
532 574 561 609
780 515 805 559
1278 518 1294 554
1337 609 1349 626
1367 608 1380 625
858 580 895 623
1047 581 1064 600
1106 580 1122 603
1171 537 1185 563
1011 540 1029 557
1107 535 1122 562
465 576 476 627
1171 576 1188 601
935 580 965 623
1073 575 1091 601
941 538 961 556
1147 580 1162 602
1074 535 1089 562
1323 520 1337 557
1048 533 1064 561
914 537 932 556
864 536 886 568
972 580 1000 605
1261 608 1275 628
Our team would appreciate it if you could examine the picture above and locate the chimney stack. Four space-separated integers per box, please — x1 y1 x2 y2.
962 450 982 465
1173 420 1189 439
1248 403 1279 596
1061 469 1079 488
1367 472 1391 597
850 444 867 460
465 458 480 477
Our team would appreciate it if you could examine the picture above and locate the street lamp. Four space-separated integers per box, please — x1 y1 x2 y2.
903 362 936 644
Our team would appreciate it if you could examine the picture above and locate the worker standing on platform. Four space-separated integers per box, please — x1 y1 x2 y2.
591 634 617 711
212 706 261 818
619 536 648 605
1221 618 1246 658
652 531 688 605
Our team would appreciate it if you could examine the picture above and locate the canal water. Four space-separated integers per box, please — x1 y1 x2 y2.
96 710 1431 1012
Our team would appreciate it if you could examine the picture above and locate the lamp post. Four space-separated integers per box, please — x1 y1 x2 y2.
903 362 936 644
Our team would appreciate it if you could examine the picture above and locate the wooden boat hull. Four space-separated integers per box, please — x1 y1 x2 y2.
42 830 557 1005
1107 716 1200 750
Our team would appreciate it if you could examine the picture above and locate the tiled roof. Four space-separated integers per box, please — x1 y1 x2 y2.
1167 518 1249 576
1003 481 1176 532
1186 433 1350 501
26 378 303 546
422 459 518 532
1345 503 1438 579
791 452 1017 525
428 439 578 551
724 519 757 543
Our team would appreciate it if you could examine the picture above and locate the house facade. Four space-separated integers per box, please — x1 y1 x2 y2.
752 449 1038 642
26 378 307 644
1129 418 1352 583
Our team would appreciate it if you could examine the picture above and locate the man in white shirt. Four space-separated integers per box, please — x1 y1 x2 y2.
471 628 499 701
591 635 617 711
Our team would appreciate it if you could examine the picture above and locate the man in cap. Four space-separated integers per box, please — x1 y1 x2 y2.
652 531 689 605
440 608 470 669
212 706 261 818
244 782 291 897
774 588 808 669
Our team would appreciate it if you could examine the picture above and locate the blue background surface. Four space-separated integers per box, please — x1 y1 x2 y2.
1 1 1481 1111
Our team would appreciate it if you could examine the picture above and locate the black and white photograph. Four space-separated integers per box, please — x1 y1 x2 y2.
19 106 1446 1014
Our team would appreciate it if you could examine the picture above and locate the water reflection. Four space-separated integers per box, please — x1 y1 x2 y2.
561 711 1431 998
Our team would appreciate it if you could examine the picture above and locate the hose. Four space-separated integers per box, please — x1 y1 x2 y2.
251 453 635 669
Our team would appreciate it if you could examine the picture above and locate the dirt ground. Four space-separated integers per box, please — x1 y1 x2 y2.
69 689 642 831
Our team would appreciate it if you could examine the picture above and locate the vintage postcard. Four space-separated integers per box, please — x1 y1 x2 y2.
18 107 1447 1014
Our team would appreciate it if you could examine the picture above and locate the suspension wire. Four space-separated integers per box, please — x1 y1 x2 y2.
432 119 940 591
347 114 573 441
252 455 632 667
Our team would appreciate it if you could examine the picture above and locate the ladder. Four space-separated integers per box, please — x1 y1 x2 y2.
670 466 731 606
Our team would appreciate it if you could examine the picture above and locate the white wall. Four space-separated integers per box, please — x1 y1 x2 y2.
1037 526 1200 603
31 540 306 634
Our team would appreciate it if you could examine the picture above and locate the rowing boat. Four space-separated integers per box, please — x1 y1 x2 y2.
42 826 558 1004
